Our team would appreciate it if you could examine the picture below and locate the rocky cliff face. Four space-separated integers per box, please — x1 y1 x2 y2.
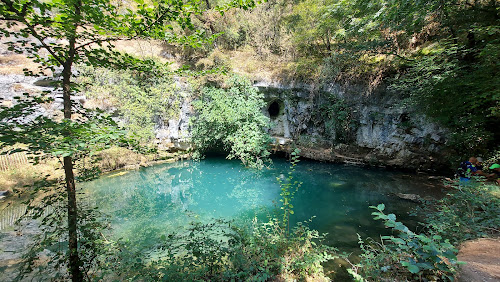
151 79 449 171
0 74 448 171
257 82 448 171
0 74 73 122
0 74 193 151
153 90 192 151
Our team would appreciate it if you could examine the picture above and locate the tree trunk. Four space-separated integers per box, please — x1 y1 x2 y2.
203 0 218 48
63 2 83 277
62 64 83 282
325 29 331 52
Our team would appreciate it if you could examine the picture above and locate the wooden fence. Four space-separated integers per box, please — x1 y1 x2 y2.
0 152 29 171
0 204 55 231
0 204 27 230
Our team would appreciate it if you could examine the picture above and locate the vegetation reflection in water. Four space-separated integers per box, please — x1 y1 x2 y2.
82 157 442 251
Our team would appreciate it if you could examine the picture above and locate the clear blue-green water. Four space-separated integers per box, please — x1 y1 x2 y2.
82 157 442 251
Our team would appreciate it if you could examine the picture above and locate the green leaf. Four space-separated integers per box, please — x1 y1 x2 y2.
406 264 420 274
390 238 405 245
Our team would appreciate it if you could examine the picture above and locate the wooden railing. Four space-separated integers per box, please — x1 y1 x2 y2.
0 204 27 230
0 152 29 171
0 204 56 231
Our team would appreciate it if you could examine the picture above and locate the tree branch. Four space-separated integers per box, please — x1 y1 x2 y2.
1 0 65 65
78 4 177 51
386 51 415 62
137 5 175 36
0 16 20 21
75 36 127 51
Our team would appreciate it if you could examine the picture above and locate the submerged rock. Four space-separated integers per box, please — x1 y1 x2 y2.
329 181 346 188
395 193 422 202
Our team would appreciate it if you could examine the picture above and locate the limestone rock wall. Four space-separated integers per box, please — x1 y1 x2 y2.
154 93 192 150
258 83 448 171
0 74 192 150
0 73 449 170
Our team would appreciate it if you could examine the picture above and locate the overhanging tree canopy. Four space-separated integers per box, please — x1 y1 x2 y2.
0 0 260 280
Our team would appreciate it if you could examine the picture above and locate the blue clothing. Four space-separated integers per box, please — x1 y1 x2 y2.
457 161 478 180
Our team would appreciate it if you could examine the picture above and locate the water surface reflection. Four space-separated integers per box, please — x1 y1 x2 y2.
82 157 443 250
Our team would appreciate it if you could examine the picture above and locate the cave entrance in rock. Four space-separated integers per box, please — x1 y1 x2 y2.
268 101 280 118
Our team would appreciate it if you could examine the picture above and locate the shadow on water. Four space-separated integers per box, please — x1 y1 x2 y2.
82 156 445 278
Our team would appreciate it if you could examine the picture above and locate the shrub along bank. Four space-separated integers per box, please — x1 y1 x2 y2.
347 179 500 281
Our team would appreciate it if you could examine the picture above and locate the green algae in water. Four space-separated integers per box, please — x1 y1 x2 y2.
82 157 443 251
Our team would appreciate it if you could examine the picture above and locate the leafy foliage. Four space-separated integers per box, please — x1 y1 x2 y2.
190 75 271 168
233 217 337 281
15 179 113 281
77 65 182 142
423 180 500 245
0 95 135 280
390 38 500 161
0 0 256 75
0 93 134 161
97 217 336 281
348 178 500 281
277 148 302 234
348 204 461 281
315 94 358 143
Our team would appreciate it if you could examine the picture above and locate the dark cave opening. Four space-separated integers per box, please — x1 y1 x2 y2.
268 101 280 118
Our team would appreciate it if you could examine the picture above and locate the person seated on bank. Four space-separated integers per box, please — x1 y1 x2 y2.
474 157 493 178
476 157 484 170
457 157 490 181
488 163 500 185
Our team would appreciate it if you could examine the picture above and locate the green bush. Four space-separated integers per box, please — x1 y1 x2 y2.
77 66 181 143
424 180 500 245
102 216 336 281
348 204 460 281
348 179 500 281
190 75 271 168
233 217 336 281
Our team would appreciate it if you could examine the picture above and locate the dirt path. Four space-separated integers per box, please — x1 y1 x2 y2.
457 238 500 281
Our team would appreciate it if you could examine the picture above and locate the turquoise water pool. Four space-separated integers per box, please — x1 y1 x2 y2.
82 157 442 250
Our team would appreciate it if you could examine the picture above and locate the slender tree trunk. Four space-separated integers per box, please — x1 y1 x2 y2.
62 63 83 282
203 0 217 48
325 29 331 52
62 1 83 280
